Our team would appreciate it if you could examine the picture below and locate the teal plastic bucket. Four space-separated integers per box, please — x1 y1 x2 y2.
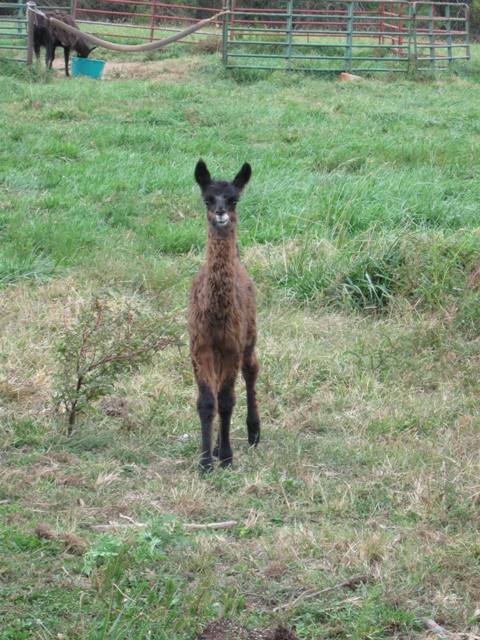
71 58 105 79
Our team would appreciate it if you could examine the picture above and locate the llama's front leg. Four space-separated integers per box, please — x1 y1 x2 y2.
242 348 260 447
197 381 216 473
64 47 70 77
217 381 236 468
45 42 54 69
192 349 216 473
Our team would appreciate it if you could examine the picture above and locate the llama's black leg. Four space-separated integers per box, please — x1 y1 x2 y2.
217 382 236 468
64 47 70 77
46 42 54 69
212 435 219 458
242 349 260 447
197 381 215 474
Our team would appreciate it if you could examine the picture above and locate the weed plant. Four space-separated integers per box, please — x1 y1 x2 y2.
1 44 480 639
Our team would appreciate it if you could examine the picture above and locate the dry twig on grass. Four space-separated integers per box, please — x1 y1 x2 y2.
90 519 238 532
421 617 480 640
272 575 368 613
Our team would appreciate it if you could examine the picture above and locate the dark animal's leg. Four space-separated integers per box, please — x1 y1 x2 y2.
45 41 54 69
212 434 219 458
217 380 236 468
242 348 260 447
192 350 216 474
64 47 70 77
34 42 40 60
197 382 216 473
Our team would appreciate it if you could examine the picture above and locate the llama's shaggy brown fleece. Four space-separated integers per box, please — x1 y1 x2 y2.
196 619 299 640
188 161 260 472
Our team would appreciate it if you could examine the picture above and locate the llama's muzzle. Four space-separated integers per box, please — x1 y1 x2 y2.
215 213 229 227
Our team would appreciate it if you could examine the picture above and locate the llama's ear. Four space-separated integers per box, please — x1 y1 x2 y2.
194 160 211 192
233 163 252 191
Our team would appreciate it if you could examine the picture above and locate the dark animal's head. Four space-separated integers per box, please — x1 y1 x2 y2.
194 160 251 235
76 38 96 59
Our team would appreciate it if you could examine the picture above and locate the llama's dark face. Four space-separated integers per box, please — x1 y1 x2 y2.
195 160 251 233
76 41 96 59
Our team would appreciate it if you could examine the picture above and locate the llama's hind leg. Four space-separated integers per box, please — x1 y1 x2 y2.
242 348 260 447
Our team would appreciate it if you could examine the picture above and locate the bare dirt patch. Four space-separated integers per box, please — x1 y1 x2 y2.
51 56 200 81
196 620 299 640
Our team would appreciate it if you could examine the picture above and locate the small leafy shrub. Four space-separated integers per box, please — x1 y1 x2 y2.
53 293 179 434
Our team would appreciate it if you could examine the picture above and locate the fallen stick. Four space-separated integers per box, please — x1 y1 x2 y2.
421 617 458 639
184 521 238 530
90 522 147 531
272 575 368 613
90 520 238 532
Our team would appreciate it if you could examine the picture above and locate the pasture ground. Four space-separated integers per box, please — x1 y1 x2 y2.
1 45 480 639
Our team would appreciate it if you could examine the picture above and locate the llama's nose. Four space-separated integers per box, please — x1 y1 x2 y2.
215 211 229 226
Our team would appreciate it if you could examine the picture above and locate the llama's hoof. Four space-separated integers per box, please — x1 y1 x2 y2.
219 457 233 469
248 431 260 447
199 458 214 475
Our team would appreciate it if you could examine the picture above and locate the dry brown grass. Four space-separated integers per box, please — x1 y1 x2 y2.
1 260 480 638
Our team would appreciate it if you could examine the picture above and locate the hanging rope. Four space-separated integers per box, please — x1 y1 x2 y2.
27 4 228 53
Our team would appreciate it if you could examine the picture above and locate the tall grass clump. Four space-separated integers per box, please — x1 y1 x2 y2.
0 250 56 290
267 229 480 316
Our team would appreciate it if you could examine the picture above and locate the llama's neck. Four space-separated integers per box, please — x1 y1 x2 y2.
204 227 238 305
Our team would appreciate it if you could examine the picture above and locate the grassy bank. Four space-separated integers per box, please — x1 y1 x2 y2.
1 50 480 639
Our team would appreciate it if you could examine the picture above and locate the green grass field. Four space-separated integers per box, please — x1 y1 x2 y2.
1 45 480 639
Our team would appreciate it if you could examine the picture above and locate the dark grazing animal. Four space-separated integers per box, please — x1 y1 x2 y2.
188 160 260 473
33 12 95 77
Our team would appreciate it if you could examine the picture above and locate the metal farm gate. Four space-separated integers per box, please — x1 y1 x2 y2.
222 1 470 73
0 0 71 62
0 0 470 73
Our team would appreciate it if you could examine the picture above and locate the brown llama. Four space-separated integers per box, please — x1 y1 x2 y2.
188 160 260 473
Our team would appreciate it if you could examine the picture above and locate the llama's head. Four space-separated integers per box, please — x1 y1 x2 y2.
76 38 96 59
195 160 251 235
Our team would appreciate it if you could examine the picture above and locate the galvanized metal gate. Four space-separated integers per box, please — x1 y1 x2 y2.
222 1 470 73
0 1 29 62
0 0 72 63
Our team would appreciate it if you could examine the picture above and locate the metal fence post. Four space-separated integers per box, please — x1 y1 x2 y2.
150 0 157 42
17 0 24 35
222 0 230 66
346 0 354 72
26 1 35 65
406 1 413 73
229 0 235 42
412 2 418 72
285 0 293 69
465 4 470 61
445 4 452 67
428 3 435 69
